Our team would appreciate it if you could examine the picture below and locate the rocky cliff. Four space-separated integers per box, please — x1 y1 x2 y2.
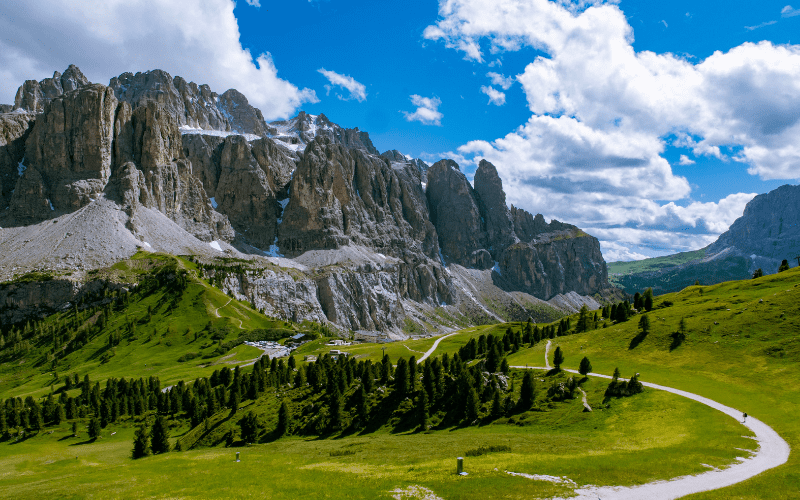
0 64 613 335
110 70 275 137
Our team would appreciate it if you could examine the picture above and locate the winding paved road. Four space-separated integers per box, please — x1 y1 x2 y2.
416 331 460 363
511 350 790 499
416 331 790 498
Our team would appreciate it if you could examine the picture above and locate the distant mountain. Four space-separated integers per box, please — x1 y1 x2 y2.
609 184 800 294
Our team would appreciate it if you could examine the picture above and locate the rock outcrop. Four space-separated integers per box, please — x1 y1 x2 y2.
110 69 274 136
0 112 36 207
474 159 516 258
13 65 90 113
10 84 117 221
380 149 429 176
426 159 491 268
270 112 379 155
425 158 608 299
278 136 438 259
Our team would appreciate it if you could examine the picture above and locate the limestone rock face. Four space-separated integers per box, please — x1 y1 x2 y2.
380 149 429 176
181 134 226 198
182 134 294 249
707 183 800 272
270 112 379 155
500 230 608 300
110 70 274 136
0 112 36 207
215 136 285 249
0 105 14 114
474 160 516 258
278 136 437 259
426 159 491 268
10 84 117 218
13 65 90 113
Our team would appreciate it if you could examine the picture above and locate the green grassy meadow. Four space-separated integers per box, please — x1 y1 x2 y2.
1 257 798 498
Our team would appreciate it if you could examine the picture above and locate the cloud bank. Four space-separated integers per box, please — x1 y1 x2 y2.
0 0 316 120
424 0 800 260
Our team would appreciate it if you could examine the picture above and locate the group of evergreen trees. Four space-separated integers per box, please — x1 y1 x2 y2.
604 368 644 398
1 373 163 440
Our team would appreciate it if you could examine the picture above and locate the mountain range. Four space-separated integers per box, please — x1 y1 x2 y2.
609 184 800 294
0 65 618 337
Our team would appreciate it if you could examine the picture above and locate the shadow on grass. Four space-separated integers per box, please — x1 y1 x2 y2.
629 332 648 349
69 438 98 446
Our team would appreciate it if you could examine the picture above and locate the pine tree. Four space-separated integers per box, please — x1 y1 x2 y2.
491 390 502 418
328 386 343 432
518 372 536 410
88 417 101 441
753 268 763 279
150 416 170 454
644 288 654 311
500 357 510 374
576 304 590 333
71 421 78 437
277 400 291 436
553 346 564 371
779 259 790 272
638 314 651 336
132 423 150 459
633 292 642 310
394 358 409 399
417 390 428 430
464 386 479 423
239 411 261 443
579 356 593 378
356 385 368 428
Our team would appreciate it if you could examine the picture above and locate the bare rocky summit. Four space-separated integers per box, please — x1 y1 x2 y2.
0 64 615 336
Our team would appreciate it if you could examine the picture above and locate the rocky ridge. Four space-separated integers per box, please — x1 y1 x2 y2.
0 64 614 337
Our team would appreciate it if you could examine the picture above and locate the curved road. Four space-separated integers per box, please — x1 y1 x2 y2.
419 332 789 499
511 361 790 499
416 331 461 363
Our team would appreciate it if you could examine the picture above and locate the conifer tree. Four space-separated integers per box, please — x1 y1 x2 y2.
356 385 368 428
553 346 565 371
779 259 790 272
328 386 343 432
277 400 291 436
464 386 479 422
576 304 590 333
417 389 428 430
394 358 409 399
644 288 654 311
579 356 593 378
491 390 502 418
239 411 261 443
500 357 510 374
150 416 170 454
71 421 78 437
88 417 101 441
518 372 536 410
132 423 150 459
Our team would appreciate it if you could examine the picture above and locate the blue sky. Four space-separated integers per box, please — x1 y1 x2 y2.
2 0 800 261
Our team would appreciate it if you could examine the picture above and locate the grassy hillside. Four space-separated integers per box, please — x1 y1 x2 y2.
0 257 798 499
608 249 752 295
608 248 707 276
507 266 800 498
0 252 323 399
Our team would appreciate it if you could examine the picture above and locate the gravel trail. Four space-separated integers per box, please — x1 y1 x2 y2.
416 331 461 363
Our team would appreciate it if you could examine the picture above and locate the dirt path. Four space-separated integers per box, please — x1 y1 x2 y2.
510 347 790 500
214 298 232 318
578 387 591 412
544 340 552 370
416 331 460 363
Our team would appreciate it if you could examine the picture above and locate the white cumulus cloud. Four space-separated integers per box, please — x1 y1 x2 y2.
0 0 316 120
480 85 506 105
424 0 800 260
678 155 695 165
782 5 800 17
317 68 367 102
487 71 514 89
245 0 261 7
403 95 443 126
